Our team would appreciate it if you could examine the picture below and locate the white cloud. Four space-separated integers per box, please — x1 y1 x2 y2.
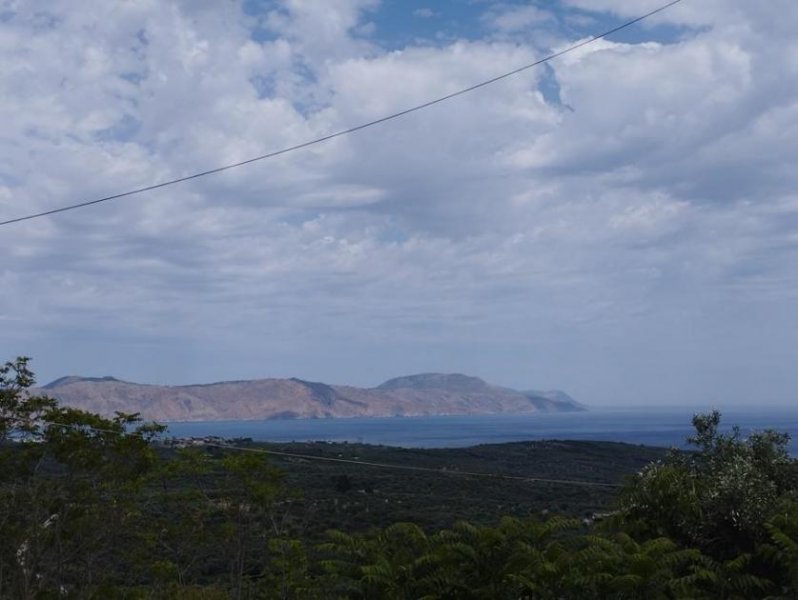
2 0 798 406
413 8 436 19
482 4 554 33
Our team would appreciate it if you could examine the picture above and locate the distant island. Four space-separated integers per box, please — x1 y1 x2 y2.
39 372 585 422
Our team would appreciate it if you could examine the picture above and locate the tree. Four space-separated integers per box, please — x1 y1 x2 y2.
616 410 797 560
0 357 166 596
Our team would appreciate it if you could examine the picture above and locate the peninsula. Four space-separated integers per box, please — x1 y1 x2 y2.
40 372 585 422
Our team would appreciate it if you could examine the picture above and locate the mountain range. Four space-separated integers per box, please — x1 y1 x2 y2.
38 372 585 422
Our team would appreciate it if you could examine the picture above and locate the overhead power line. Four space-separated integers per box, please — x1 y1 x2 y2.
202 443 623 488
0 0 683 228
44 420 622 489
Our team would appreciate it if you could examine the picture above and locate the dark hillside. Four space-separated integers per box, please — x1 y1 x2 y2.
231 439 668 537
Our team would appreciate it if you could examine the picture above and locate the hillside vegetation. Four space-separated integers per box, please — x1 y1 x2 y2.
3 356 798 599
233 439 666 539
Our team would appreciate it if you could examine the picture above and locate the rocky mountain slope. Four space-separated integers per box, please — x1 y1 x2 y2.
39 372 585 422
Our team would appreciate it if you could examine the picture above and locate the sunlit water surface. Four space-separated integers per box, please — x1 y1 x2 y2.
165 407 798 455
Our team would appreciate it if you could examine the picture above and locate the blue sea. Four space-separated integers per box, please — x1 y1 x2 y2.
164 407 798 455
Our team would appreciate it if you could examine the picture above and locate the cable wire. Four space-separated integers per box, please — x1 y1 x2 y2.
0 0 683 228
43 420 623 488
203 443 623 488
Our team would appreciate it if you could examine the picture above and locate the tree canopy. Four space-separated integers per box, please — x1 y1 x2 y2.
1 356 797 598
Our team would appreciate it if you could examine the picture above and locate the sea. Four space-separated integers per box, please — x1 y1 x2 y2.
164 406 798 455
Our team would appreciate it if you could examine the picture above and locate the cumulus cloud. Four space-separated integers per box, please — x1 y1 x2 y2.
1 0 797 406
482 4 554 33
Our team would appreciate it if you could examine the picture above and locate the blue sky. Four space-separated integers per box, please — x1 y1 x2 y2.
366 0 694 47
2 0 798 408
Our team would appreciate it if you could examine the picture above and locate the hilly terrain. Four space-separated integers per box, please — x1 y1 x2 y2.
39 372 585 422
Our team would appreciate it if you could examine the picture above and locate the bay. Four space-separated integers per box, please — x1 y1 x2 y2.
164 406 798 455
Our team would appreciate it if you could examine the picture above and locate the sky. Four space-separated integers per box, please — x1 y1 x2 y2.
2 0 797 408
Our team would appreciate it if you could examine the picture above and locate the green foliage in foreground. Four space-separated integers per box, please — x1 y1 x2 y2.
257 437 664 538
2 356 798 599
